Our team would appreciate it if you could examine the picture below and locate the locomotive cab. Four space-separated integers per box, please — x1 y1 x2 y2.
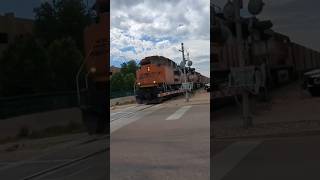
135 56 183 104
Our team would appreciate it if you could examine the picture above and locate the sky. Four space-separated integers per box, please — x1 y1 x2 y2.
0 0 95 19
2 0 320 77
110 0 210 77
213 0 320 52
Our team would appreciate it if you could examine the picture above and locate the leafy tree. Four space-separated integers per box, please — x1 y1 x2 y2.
0 36 51 96
127 60 139 75
123 73 136 91
110 72 124 92
0 0 91 97
120 60 138 75
34 0 91 51
47 38 83 91
110 60 139 97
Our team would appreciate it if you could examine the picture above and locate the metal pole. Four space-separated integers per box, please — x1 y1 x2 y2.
234 0 251 128
133 82 136 95
76 48 93 107
76 62 85 106
180 43 189 102
85 71 90 89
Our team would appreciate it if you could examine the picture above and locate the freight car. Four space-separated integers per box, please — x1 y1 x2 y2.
135 56 208 104
211 9 320 99
212 32 320 87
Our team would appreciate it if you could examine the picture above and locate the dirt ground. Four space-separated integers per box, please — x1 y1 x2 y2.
213 82 320 138
0 108 83 140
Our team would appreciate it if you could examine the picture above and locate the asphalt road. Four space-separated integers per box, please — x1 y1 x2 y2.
0 135 108 180
111 101 210 180
213 135 320 180
0 92 209 180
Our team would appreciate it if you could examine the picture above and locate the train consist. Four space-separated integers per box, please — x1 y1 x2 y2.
135 56 209 104
211 6 320 99
78 0 108 134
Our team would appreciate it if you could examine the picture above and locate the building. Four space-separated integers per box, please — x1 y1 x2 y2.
110 66 121 77
0 13 33 56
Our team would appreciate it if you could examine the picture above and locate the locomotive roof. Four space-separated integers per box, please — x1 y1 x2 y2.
140 56 177 66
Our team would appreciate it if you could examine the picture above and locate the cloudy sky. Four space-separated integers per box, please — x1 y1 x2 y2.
110 0 210 77
0 0 95 19
2 0 320 77
213 0 320 51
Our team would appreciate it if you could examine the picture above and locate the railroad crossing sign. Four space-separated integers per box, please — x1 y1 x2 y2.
181 82 193 91
229 66 256 88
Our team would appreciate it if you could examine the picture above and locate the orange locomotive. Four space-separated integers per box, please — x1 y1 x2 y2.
79 0 108 134
135 56 208 104
136 56 184 104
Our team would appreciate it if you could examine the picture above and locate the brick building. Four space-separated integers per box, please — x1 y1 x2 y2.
0 13 33 56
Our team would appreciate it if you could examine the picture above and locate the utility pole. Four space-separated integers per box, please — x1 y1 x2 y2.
179 43 189 102
234 0 252 128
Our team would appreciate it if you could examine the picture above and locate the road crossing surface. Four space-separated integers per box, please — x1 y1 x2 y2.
111 101 210 180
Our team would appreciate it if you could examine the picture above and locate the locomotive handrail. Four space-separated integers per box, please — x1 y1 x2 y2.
76 47 94 106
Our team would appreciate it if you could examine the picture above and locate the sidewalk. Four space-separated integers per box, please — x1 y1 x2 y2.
213 82 320 139
162 89 210 107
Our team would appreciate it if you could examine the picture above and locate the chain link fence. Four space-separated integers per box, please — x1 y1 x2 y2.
0 91 80 119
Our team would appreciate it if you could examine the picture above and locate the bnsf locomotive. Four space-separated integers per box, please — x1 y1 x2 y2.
135 56 209 104
79 0 108 134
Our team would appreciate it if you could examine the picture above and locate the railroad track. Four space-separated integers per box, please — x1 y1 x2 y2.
110 104 156 122
21 148 107 180
1 135 110 180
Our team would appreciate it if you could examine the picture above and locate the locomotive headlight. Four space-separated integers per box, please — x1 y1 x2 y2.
90 67 96 73
137 82 141 85
147 67 150 72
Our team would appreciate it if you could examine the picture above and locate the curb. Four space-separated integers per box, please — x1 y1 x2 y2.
212 129 320 141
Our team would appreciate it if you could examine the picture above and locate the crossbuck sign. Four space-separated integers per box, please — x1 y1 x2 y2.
229 66 256 88
181 82 193 91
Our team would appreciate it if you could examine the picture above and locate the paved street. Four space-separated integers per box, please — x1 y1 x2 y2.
111 92 210 180
0 91 208 180
213 135 320 180
0 133 107 180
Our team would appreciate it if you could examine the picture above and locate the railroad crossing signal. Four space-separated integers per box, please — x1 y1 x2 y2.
182 82 193 91
229 66 256 88
248 0 264 15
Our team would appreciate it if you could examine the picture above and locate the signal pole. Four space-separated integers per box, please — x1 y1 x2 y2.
179 43 189 102
234 0 252 128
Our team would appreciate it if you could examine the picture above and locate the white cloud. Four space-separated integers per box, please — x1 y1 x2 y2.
111 0 210 77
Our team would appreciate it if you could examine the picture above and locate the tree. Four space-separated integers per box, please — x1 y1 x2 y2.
47 38 83 91
34 0 91 51
127 60 139 75
120 62 128 74
120 60 138 75
0 36 51 96
123 73 135 91
0 0 92 97
110 61 137 98
110 72 124 92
